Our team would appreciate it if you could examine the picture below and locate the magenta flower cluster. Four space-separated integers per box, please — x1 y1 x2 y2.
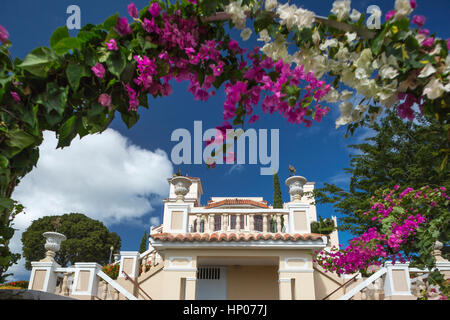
314 185 448 275
100 2 330 133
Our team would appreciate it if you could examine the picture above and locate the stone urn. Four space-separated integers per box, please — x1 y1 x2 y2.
285 176 307 202
41 231 66 262
171 176 192 202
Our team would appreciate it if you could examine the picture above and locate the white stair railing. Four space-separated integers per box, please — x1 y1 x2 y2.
339 267 387 300
96 270 138 300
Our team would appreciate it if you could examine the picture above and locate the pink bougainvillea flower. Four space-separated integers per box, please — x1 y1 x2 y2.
422 37 434 48
149 2 161 17
0 25 8 44
410 0 417 9
98 93 112 107
106 38 118 51
187 0 197 4
248 114 260 124
128 3 138 19
412 15 426 27
418 28 430 36
116 17 132 35
447 39 450 50
10 91 21 102
92 63 105 78
385 10 396 21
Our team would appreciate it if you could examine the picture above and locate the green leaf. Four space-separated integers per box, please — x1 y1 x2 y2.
106 51 126 78
18 47 56 77
43 83 69 116
103 13 119 31
0 197 14 211
121 111 139 129
53 38 81 55
371 27 388 56
254 11 273 33
5 128 36 150
57 115 78 148
50 26 70 51
66 63 88 91
0 155 8 168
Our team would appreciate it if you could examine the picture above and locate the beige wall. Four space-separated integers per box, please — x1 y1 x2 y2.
31 270 46 291
227 266 278 300
171 211 184 230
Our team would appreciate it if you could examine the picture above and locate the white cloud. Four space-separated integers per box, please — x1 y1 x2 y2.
7 128 173 281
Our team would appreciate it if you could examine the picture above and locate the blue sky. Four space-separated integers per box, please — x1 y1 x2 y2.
2 1 449 280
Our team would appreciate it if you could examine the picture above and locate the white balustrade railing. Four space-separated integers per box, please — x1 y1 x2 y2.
339 268 387 300
188 209 289 233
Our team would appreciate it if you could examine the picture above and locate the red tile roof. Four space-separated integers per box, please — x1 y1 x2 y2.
205 199 269 209
150 232 325 242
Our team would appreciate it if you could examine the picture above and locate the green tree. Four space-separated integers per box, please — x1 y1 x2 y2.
313 110 449 255
310 216 336 235
273 173 283 209
139 230 148 254
21 213 121 269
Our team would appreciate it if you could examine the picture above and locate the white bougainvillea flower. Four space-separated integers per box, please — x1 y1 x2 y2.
418 63 437 78
354 48 373 73
423 77 445 100
349 9 361 22
265 0 278 11
257 29 271 43
379 65 399 80
331 0 351 21
345 32 357 43
395 0 413 17
322 87 340 103
319 38 338 51
296 8 315 29
277 3 298 30
225 0 248 30
340 90 353 101
355 67 368 80
240 28 252 41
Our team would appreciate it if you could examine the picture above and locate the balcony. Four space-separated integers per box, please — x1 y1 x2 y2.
187 210 290 233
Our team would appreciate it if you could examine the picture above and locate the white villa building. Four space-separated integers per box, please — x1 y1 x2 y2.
27 175 450 300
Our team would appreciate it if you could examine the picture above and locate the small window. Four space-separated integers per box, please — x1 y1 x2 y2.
197 267 221 280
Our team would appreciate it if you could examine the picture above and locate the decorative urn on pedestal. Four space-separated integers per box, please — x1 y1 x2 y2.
41 231 67 262
285 176 307 202
171 176 192 202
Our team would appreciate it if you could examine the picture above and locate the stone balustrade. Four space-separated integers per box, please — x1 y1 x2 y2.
187 211 290 234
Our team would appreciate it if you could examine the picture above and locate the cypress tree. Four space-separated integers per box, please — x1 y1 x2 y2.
273 173 283 209
139 231 148 253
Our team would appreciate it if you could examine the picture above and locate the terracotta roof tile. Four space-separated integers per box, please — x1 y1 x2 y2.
150 232 325 242
205 198 269 209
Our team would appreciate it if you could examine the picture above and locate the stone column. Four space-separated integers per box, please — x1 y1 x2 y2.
210 214 215 232
71 262 102 300
223 214 229 232
28 231 66 293
249 214 255 232
203 215 209 233
384 262 415 300
117 251 140 299
276 214 282 233
185 277 197 300
196 214 202 232
263 214 268 233
236 214 241 232
278 278 291 300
